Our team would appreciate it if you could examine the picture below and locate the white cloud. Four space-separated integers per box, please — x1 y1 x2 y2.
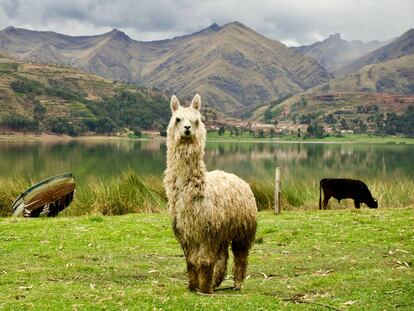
0 0 413 45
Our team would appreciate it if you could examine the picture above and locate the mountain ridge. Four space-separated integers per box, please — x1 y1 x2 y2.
0 22 331 114
337 28 414 76
293 33 389 76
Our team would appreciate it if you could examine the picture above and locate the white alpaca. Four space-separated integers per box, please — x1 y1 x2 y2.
164 94 257 294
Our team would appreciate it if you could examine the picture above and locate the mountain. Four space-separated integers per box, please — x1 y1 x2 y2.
0 22 331 115
309 54 414 95
249 51 414 122
0 55 170 136
338 29 414 76
293 33 388 75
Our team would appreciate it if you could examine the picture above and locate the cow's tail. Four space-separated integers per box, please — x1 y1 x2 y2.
319 180 322 210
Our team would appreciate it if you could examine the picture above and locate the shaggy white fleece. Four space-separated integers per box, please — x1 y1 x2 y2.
164 94 257 293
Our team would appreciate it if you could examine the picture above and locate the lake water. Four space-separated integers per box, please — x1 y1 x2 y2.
0 139 413 184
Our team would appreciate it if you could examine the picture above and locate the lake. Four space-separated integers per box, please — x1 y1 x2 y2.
0 139 413 184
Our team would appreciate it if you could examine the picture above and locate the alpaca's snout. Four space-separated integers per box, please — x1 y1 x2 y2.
184 125 191 136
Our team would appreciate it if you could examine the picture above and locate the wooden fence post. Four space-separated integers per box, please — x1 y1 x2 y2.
274 167 281 214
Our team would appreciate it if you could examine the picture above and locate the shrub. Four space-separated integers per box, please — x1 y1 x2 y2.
159 130 167 137
307 123 326 138
0 114 38 132
46 79 85 101
82 118 97 131
95 117 116 134
133 127 142 137
33 100 47 121
0 62 19 73
47 117 79 136
10 78 44 95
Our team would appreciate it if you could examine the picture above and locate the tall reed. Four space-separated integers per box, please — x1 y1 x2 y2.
0 173 412 217
66 171 166 215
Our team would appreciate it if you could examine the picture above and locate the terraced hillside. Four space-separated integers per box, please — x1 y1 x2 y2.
0 55 169 136
249 91 414 134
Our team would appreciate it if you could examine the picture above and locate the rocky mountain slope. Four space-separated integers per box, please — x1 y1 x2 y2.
310 54 414 95
0 22 331 114
293 33 387 76
337 29 414 76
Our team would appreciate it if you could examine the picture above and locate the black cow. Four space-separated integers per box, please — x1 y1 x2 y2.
319 178 378 210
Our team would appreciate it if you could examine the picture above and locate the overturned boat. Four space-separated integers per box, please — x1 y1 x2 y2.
12 173 76 217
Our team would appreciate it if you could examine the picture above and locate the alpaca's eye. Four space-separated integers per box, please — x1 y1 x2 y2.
195 120 199 127
176 117 181 123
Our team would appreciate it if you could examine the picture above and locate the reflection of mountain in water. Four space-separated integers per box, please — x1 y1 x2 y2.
0 141 413 184
205 142 414 182
0 140 167 183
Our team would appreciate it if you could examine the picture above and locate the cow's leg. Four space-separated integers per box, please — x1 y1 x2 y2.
354 200 361 209
322 194 331 210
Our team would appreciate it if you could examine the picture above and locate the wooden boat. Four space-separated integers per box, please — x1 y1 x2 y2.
12 173 76 217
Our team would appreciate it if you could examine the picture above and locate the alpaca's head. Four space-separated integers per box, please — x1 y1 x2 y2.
167 94 206 147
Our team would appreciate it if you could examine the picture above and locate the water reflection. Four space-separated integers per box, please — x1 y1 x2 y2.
0 140 413 183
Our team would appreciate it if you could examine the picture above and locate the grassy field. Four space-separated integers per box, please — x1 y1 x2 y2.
1 208 413 310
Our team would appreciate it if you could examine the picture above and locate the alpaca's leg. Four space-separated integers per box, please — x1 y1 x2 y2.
213 244 229 288
186 260 198 291
196 247 215 294
231 239 250 290
185 245 199 291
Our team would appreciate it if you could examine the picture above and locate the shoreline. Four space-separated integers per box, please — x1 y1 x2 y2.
0 133 158 142
1 133 414 145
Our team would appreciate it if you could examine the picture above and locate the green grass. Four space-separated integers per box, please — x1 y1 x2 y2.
1 172 414 217
1 208 413 310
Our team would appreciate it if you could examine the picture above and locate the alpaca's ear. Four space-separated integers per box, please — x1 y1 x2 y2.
170 95 180 113
191 94 201 111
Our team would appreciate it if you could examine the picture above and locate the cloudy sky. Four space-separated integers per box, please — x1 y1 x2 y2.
0 0 413 46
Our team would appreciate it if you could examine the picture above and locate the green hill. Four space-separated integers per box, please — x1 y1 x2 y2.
0 55 169 136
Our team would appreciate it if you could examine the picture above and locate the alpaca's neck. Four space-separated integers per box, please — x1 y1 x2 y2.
165 142 206 203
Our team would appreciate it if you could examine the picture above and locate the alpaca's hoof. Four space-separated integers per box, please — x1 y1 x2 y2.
233 285 241 291
188 285 198 292
198 287 213 294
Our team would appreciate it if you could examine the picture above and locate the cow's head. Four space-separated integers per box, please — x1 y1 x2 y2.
368 198 378 209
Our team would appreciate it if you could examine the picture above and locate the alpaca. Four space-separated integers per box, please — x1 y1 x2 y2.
163 94 257 294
